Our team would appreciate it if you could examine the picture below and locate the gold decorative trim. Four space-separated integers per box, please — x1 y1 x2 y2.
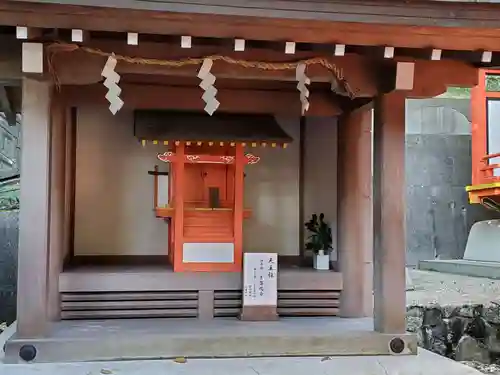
465 182 500 192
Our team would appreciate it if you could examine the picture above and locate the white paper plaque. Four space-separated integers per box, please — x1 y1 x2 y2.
242 253 278 306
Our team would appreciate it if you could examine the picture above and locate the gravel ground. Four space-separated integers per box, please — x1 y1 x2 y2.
461 362 500 375
406 268 500 307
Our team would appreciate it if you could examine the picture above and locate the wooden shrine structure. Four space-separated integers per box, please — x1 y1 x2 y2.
1 0 499 364
468 69 500 211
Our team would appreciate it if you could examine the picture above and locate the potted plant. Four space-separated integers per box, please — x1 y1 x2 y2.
305 213 333 270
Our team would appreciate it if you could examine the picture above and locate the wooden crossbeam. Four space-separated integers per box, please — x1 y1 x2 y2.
1 1 500 51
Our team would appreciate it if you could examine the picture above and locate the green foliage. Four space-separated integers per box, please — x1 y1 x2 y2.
486 74 500 92
0 185 19 211
304 213 333 254
437 87 470 99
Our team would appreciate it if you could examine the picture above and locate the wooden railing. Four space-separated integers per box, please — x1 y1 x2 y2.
480 152 500 182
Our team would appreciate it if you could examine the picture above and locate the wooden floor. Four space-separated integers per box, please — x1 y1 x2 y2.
4 317 417 363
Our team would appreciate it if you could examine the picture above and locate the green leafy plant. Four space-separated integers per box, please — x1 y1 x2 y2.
304 213 333 254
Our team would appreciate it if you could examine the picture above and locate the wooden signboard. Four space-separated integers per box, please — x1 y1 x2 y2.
239 253 279 321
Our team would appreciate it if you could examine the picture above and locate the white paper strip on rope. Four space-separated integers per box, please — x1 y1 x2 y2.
296 63 310 115
198 58 220 116
101 54 124 115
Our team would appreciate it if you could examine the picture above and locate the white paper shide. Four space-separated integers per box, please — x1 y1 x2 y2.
101 54 124 115
242 253 278 306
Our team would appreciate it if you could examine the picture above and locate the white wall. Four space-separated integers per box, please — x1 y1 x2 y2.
74 110 335 258
74 106 170 256
243 117 301 255
303 117 338 258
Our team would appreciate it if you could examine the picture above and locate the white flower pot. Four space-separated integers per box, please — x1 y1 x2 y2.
313 250 330 270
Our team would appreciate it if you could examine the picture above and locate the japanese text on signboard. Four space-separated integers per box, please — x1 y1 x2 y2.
243 253 278 306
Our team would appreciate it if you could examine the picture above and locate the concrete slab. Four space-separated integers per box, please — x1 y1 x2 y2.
4 317 417 363
418 220 500 279
419 259 500 279
0 349 482 375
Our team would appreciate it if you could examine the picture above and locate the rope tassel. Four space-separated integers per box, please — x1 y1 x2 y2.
296 63 310 115
198 58 220 116
101 54 124 115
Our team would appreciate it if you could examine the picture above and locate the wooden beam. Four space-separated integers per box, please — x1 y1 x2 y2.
61 83 343 116
2 2 500 51
47 41 483 101
335 96 372 113
409 59 478 99
17 78 52 338
5 0 500 28
49 41 378 96
372 91 406 334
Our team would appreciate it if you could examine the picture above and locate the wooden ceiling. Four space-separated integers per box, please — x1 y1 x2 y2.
0 0 491 115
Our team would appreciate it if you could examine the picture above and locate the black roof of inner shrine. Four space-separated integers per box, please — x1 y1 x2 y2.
133 110 294 143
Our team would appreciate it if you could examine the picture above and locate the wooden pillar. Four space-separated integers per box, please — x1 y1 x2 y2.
173 142 185 271
233 143 244 270
47 92 67 321
63 108 76 261
372 91 406 333
17 78 52 337
471 69 486 186
338 105 373 318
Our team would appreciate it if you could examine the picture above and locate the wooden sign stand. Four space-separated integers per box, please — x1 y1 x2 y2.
239 253 279 321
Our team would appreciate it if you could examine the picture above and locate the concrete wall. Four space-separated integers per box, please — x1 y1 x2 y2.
405 98 500 266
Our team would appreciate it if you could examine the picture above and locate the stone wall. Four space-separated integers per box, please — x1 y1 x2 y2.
407 303 500 364
405 98 500 266
0 210 17 324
